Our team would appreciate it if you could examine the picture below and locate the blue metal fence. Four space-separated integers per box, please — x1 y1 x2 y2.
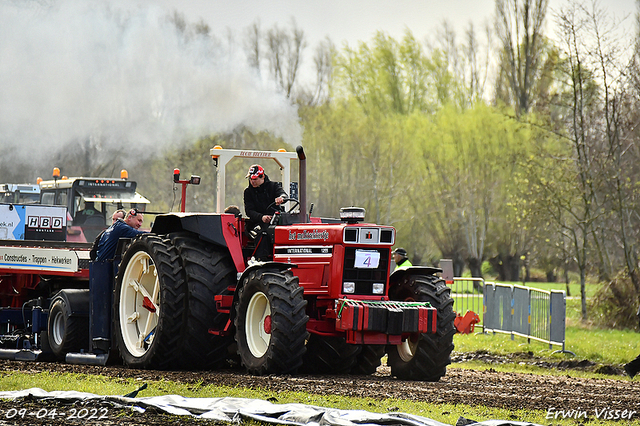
482 282 570 353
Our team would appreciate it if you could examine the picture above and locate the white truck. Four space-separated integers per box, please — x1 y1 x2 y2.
0 170 149 361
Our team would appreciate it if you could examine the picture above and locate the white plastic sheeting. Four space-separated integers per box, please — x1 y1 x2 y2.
0 388 544 426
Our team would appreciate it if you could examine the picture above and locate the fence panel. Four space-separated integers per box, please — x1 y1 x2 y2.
550 291 566 346
482 282 569 352
450 278 485 329
512 286 530 336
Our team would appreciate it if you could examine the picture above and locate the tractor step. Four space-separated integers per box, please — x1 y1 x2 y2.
65 352 109 366
214 294 234 314
0 349 46 362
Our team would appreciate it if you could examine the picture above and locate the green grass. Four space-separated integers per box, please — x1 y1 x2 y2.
453 291 640 365
0 370 637 426
454 325 640 365
0 278 635 426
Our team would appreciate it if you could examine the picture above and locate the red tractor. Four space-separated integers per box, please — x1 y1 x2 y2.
107 145 455 381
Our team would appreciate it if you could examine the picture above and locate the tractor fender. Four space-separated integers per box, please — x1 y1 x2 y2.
229 261 297 323
49 289 90 317
151 213 228 247
237 261 297 285
150 213 245 272
389 266 443 288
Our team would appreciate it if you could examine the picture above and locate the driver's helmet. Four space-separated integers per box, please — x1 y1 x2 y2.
246 165 265 180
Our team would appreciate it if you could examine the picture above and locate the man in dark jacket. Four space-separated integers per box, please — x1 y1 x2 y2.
243 164 286 260
89 209 126 261
95 209 146 262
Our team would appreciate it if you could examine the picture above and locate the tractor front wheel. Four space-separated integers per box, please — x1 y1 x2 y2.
386 274 455 381
235 269 308 375
302 335 361 374
351 345 385 375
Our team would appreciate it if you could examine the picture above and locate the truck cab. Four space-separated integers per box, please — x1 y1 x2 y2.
39 170 150 242
0 184 40 204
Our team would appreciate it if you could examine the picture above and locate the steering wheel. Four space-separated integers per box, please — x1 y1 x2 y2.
267 197 300 214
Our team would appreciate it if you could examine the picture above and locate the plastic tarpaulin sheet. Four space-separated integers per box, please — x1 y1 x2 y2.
0 388 544 426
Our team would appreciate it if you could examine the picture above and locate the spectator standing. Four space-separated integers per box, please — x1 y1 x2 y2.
392 247 413 269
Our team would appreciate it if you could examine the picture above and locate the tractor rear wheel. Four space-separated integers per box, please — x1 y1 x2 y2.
47 298 89 360
113 235 186 369
235 269 308 375
386 274 455 381
170 233 236 369
302 335 361 374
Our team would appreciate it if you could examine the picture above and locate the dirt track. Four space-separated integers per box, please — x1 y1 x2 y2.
0 353 639 425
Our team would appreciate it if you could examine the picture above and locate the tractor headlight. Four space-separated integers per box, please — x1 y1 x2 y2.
372 283 385 294
343 282 355 294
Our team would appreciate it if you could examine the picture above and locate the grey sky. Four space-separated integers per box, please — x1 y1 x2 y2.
147 0 636 48
0 0 636 179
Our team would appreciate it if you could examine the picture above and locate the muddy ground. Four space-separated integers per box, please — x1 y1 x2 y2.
0 352 639 425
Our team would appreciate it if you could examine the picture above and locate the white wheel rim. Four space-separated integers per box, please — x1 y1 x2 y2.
246 291 271 358
397 335 418 362
119 251 160 358
51 308 64 346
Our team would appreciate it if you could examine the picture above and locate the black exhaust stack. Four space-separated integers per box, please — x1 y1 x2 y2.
296 145 308 223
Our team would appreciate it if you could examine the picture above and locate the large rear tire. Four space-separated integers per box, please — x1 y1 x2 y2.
386 274 455 381
302 335 361 374
47 298 89 360
113 235 186 369
170 233 236 369
235 269 308 375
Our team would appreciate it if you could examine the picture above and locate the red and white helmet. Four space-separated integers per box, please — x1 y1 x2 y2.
245 164 265 180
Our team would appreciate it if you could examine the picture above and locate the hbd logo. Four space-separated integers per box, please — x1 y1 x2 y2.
27 216 64 229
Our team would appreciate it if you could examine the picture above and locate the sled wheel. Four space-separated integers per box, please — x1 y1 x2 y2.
302 335 361 374
387 274 455 381
47 298 89 360
235 269 308 375
113 234 186 369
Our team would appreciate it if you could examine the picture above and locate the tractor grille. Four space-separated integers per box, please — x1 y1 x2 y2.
342 247 390 295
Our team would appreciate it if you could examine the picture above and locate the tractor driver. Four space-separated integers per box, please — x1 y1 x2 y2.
243 164 286 260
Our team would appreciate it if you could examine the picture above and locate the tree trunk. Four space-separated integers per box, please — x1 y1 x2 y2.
467 257 483 278
580 268 587 322
489 254 521 282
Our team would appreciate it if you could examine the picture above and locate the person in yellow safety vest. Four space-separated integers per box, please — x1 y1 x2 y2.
392 247 412 269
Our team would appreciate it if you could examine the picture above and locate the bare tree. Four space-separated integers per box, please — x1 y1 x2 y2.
244 22 261 72
264 19 306 99
430 20 493 105
550 0 637 321
310 37 335 105
495 0 549 115
590 2 640 300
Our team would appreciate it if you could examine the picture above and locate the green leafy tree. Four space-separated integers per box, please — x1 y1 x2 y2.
412 103 532 277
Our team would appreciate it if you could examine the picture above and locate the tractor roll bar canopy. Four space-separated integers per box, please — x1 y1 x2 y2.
210 146 297 214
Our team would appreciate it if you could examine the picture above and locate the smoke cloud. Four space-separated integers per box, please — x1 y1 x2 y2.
0 0 302 179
